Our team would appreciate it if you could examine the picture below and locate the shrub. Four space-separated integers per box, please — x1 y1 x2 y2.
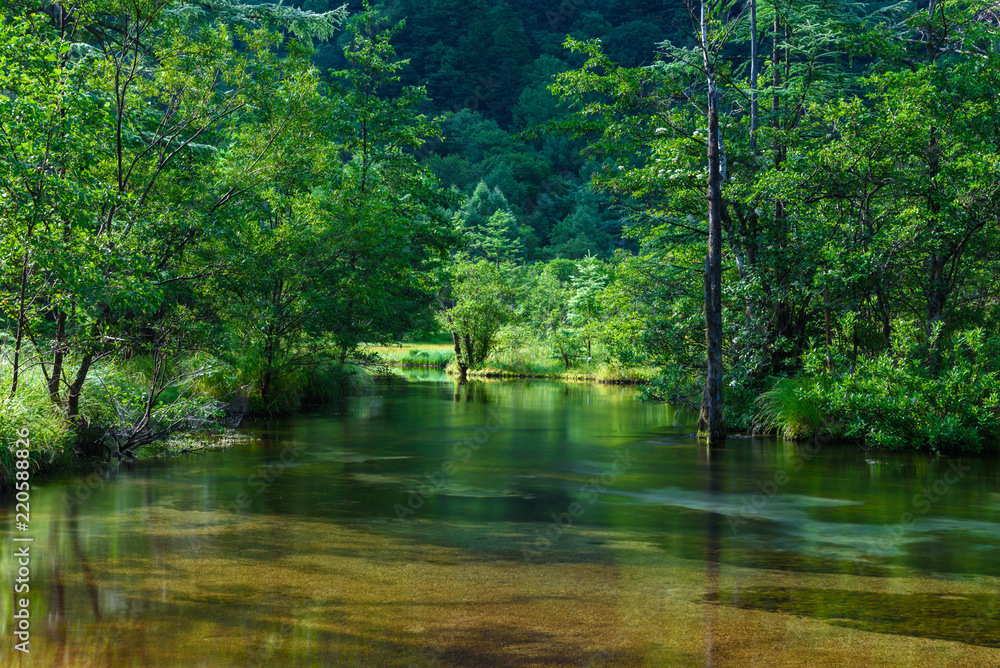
759 328 1000 452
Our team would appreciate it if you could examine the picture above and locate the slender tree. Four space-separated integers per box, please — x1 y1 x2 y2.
696 0 727 445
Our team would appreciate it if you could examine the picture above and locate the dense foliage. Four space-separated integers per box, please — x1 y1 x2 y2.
2 0 999 484
0 0 450 469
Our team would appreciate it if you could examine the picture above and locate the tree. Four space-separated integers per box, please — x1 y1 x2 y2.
548 186 617 259
568 254 608 361
441 260 517 378
202 5 453 406
453 180 525 264
695 0 727 444
527 260 578 369
0 13 99 399
800 0 1000 372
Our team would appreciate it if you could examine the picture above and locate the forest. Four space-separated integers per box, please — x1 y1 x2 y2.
2 0 1000 486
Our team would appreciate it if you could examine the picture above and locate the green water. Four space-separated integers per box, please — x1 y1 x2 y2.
2 371 999 666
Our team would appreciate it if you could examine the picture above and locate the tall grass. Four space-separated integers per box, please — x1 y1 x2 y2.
755 377 827 440
399 349 455 367
0 363 75 491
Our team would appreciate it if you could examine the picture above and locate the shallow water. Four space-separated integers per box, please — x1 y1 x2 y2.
2 371 999 666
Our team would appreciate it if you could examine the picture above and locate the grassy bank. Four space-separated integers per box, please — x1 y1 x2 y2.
753 350 1000 452
0 356 375 492
370 340 655 383
367 343 455 368
454 361 658 384
0 365 78 489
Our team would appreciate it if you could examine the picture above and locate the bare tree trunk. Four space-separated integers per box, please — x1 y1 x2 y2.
769 11 795 373
697 0 727 446
876 284 892 349
437 294 468 383
925 128 946 376
261 344 274 402
462 334 474 371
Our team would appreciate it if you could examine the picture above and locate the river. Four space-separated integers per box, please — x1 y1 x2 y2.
2 370 999 666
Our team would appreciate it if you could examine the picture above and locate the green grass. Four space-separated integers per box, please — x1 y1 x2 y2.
755 376 830 440
454 359 656 384
371 343 455 368
0 364 76 491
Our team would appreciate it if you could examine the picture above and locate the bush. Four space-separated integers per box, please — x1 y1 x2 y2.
756 328 1000 452
193 355 377 416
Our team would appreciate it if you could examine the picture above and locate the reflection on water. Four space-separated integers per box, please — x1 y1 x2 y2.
1 370 999 666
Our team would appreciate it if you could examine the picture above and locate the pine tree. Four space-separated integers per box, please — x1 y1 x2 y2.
455 181 524 264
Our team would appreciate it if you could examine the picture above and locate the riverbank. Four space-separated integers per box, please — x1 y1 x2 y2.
0 356 375 492
369 342 657 384
452 363 658 384
642 345 1000 454
372 340 1000 453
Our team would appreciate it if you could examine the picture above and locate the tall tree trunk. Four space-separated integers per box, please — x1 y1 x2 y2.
769 12 794 372
261 345 274 402
438 295 468 383
698 0 727 446
749 0 759 152
876 284 892 350
260 279 283 402
451 331 468 382
739 0 761 342
925 128 946 376
462 334 474 373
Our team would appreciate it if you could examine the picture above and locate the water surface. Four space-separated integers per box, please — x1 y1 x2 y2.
2 371 999 666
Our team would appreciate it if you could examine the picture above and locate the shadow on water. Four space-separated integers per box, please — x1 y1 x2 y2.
719 587 1000 648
